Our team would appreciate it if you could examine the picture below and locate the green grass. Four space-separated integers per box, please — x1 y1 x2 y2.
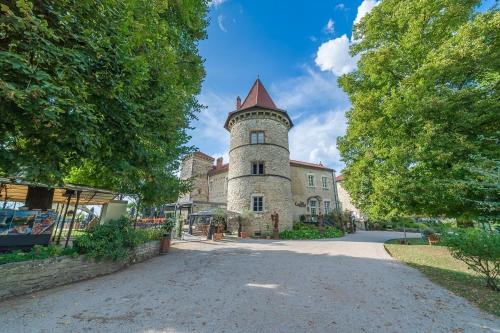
385 240 500 317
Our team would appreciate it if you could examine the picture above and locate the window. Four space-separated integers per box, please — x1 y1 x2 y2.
307 174 315 187
251 162 265 175
324 200 331 214
309 199 317 216
252 196 264 212
250 131 265 144
322 176 328 190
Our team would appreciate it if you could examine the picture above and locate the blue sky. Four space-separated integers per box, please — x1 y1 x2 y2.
190 0 495 172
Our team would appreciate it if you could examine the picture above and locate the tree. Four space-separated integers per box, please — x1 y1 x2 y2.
338 0 499 221
0 0 207 205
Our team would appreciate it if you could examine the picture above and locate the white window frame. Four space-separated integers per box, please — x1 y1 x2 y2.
324 200 331 214
307 174 315 187
251 195 264 213
322 176 328 190
250 131 265 144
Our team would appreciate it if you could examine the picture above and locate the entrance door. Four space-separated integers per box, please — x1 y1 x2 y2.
309 199 317 222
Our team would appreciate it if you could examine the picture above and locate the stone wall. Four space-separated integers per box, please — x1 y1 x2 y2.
0 241 160 301
336 181 363 219
227 109 293 234
290 165 337 221
179 153 214 203
208 171 228 204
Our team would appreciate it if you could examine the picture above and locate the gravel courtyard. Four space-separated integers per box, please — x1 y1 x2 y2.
1 231 498 333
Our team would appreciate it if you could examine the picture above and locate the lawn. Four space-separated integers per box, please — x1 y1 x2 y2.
385 240 500 317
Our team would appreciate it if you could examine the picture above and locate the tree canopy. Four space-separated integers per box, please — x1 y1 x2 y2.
338 0 499 221
0 0 208 204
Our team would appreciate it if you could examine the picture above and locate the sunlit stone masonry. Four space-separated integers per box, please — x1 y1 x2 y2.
176 79 341 234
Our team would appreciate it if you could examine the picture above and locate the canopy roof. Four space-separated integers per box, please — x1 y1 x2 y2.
0 178 117 206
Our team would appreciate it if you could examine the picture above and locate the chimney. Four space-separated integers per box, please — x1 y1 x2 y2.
236 96 241 110
216 157 223 168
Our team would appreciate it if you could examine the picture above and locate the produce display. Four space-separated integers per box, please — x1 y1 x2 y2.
0 209 57 236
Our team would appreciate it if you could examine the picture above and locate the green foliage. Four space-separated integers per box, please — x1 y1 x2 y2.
238 209 255 229
338 0 500 221
0 0 208 205
212 208 227 224
280 226 343 240
161 217 175 233
135 228 163 242
442 229 500 291
292 223 317 231
0 245 76 265
73 217 141 260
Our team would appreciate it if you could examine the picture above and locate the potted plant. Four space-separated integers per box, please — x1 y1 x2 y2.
159 218 175 254
211 208 227 241
238 209 255 238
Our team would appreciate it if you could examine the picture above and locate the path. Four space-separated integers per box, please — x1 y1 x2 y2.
0 231 498 332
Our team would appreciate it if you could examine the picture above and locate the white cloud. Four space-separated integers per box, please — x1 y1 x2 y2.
315 35 359 76
324 19 335 34
191 91 232 155
209 0 227 7
289 109 347 171
217 15 227 32
270 67 350 171
354 0 378 25
335 3 346 10
272 66 349 111
315 0 378 76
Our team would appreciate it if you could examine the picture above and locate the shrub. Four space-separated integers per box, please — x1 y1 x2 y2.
0 245 76 265
442 229 500 291
280 227 343 240
135 228 163 242
73 217 141 261
292 223 316 231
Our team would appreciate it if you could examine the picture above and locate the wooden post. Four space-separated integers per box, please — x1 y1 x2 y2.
52 203 65 241
56 191 74 244
65 191 81 248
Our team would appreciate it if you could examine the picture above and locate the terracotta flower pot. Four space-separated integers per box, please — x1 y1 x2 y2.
239 231 248 238
159 233 171 254
213 233 223 241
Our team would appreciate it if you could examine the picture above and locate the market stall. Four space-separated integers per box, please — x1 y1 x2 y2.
0 178 118 251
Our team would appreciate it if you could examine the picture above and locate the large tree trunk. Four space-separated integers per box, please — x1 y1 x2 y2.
25 186 54 210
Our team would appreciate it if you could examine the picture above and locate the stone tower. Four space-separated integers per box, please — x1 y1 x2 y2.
225 79 294 233
178 151 214 204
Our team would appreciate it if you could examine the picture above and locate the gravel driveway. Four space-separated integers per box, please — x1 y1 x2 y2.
1 231 498 333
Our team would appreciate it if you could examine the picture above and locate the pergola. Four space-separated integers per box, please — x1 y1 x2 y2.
0 178 119 250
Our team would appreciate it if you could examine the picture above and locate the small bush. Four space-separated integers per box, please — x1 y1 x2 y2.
280 227 343 240
135 228 163 242
0 245 76 265
73 217 142 261
442 229 500 291
292 223 317 231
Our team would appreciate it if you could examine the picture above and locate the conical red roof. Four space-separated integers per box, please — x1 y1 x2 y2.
239 79 278 111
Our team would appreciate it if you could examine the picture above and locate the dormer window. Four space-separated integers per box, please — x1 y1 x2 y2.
250 131 265 144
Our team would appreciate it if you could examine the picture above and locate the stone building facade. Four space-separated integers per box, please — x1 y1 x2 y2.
335 175 363 218
178 79 340 234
